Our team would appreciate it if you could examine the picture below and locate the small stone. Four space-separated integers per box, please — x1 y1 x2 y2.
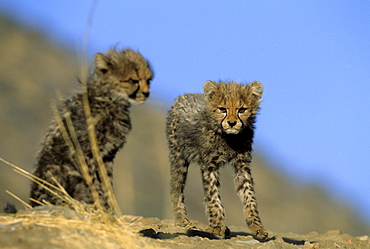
356 235 369 241
303 241 321 248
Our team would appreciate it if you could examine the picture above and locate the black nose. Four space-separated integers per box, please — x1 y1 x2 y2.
142 92 150 98
228 121 237 127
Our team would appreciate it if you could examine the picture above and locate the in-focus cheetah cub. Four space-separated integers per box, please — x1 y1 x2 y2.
30 48 153 211
167 80 268 239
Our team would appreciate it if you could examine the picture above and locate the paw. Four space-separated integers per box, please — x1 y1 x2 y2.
251 226 268 240
204 226 230 239
175 218 197 230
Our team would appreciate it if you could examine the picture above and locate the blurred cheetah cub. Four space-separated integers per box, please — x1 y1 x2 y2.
167 80 268 239
30 48 153 211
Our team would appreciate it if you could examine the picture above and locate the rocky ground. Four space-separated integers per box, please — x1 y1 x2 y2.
0 206 369 249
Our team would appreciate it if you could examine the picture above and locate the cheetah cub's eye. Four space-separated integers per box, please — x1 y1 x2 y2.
130 79 139 84
238 107 247 113
218 107 227 113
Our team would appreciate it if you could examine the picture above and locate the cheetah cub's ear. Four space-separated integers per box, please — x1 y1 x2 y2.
94 53 112 75
249 81 263 103
203 80 219 101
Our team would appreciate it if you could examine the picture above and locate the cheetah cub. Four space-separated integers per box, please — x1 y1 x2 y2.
30 48 153 211
167 80 268 239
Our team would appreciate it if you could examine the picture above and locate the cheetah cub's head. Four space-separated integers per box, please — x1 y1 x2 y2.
94 49 153 103
204 80 263 134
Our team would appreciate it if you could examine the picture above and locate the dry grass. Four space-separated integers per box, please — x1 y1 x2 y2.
0 154 160 248
0 209 161 249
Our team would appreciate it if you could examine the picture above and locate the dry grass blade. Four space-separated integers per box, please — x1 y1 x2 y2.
28 198 44 206
80 80 122 216
5 190 31 209
0 157 65 205
11 161 71 206
0 156 76 209
0 157 51 189
51 99 104 210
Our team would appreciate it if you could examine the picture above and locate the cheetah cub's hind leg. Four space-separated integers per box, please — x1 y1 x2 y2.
168 151 195 229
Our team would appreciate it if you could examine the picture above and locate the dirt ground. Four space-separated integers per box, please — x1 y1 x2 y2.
0 206 369 249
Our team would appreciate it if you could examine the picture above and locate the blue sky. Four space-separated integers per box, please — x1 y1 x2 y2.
1 1 369 223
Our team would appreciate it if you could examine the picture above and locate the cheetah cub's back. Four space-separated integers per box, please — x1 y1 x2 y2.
167 80 268 240
30 48 153 212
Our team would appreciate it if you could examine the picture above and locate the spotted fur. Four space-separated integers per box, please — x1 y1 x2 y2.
30 48 153 211
167 80 268 239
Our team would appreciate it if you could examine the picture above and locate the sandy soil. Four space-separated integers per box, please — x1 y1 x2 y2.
132 217 370 249
0 206 369 249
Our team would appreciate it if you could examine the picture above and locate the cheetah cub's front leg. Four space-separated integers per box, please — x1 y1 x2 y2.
234 163 268 240
200 165 229 238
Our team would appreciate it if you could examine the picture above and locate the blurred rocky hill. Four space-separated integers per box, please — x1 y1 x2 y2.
0 14 369 236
